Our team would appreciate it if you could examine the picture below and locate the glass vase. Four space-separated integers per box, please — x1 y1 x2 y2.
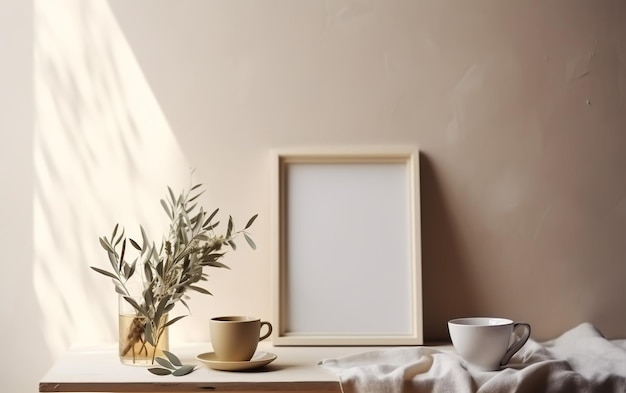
118 295 169 366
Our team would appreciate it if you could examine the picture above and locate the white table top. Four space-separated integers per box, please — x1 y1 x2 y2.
40 342 441 392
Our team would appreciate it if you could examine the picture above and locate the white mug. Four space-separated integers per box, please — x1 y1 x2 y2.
448 317 531 371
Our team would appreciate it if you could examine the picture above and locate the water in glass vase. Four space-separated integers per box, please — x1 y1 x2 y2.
118 313 169 366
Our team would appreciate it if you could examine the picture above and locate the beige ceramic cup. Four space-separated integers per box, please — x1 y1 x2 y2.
209 316 273 361
448 317 531 371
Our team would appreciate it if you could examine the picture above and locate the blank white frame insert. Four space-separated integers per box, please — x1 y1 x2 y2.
271 147 422 345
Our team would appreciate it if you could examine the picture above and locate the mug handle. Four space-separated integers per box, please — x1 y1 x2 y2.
259 321 273 341
499 322 531 367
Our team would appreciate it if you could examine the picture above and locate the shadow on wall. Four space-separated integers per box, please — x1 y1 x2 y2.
33 0 190 358
420 152 480 342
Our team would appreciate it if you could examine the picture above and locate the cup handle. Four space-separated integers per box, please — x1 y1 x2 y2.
259 321 273 341
499 322 531 367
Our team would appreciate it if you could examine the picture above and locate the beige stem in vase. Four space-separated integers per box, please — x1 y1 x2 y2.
121 317 148 359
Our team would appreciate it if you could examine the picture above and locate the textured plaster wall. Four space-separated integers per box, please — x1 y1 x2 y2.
106 0 626 342
14 1 626 391
0 1 49 392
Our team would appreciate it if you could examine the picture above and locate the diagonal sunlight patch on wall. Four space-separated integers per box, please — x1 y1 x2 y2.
34 0 191 357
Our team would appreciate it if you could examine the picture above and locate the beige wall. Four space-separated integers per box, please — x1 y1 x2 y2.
2 0 626 391
106 0 626 342
0 0 51 391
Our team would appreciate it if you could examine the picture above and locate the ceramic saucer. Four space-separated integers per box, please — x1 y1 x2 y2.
196 351 277 371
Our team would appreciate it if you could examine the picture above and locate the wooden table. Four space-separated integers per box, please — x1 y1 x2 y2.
39 342 398 392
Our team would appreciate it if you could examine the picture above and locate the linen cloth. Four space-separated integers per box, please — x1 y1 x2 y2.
319 323 626 393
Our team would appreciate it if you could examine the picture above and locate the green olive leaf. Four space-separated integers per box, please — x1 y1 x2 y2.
188 285 212 295
204 208 219 227
107 251 119 272
161 199 172 219
148 367 172 376
127 259 137 278
119 239 127 272
129 238 141 251
244 233 256 250
155 357 175 370
173 365 196 376
163 316 186 330
143 261 153 282
202 260 230 269
114 227 125 247
90 266 118 280
245 214 258 229
140 225 149 248
99 237 114 253
168 186 177 206
186 203 198 215
226 216 233 237
123 297 150 320
113 280 127 296
162 350 182 367
144 323 154 346
111 224 119 242
205 221 220 231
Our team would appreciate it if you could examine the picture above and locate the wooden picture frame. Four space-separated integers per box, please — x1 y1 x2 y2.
271 147 422 345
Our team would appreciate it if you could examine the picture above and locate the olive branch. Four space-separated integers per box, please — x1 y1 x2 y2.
91 183 257 365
